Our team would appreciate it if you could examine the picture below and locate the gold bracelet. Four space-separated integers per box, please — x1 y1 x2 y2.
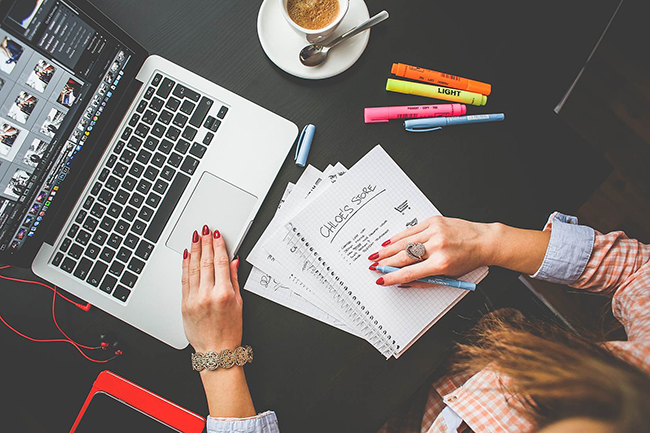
191 345 253 372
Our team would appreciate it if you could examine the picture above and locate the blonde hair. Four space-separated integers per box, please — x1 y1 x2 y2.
453 309 650 432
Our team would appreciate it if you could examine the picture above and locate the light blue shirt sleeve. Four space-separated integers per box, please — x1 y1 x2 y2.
206 411 280 433
531 212 595 284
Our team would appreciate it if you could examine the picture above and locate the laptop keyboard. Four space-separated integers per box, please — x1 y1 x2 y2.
50 72 228 303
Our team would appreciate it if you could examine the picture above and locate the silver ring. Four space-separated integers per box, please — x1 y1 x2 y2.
405 242 426 261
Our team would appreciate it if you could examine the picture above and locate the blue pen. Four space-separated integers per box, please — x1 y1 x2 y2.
404 113 505 132
295 124 315 167
373 265 476 291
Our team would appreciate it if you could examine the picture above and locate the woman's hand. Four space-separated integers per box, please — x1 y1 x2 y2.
370 216 551 286
181 225 242 353
180 225 256 418
370 216 498 286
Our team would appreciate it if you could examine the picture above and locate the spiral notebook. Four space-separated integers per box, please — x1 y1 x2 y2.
244 166 363 337
263 145 488 358
245 164 360 336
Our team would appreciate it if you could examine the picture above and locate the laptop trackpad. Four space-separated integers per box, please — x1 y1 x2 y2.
166 172 257 258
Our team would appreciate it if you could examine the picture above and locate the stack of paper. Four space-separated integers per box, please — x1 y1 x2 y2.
244 145 488 358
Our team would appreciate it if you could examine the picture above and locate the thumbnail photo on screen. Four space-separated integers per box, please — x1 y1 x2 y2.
26 60 56 93
57 78 81 108
39 107 64 138
0 37 24 74
7 91 38 124
22 138 47 168
4 167 30 198
0 121 21 156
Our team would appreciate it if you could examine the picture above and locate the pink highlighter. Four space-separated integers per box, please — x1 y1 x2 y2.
364 103 466 123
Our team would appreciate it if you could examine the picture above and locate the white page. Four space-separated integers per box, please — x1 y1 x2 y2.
247 164 343 315
245 267 359 333
244 182 360 336
257 163 361 328
277 182 296 212
255 163 357 328
246 163 361 334
264 145 488 358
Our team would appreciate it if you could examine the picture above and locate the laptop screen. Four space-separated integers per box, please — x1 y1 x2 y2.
0 0 134 255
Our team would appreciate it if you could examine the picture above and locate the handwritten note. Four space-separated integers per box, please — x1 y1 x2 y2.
264 146 488 358
244 164 360 336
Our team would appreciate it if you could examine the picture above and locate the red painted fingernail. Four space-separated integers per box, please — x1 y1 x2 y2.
202 225 210 236
192 230 199 243
368 252 379 261
369 263 377 271
376 277 385 286
183 249 188 259
213 230 221 239
382 239 391 247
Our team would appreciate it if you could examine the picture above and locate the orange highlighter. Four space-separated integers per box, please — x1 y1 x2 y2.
391 63 491 96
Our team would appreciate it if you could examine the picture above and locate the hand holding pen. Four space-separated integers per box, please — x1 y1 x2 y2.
367 216 496 288
370 264 476 291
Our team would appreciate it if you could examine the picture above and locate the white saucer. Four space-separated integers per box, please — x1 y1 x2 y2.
257 0 370 80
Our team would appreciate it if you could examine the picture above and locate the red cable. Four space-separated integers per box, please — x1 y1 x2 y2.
0 266 95 348
0 313 77 345
51 285 96 350
0 266 115 363
50 286 111 363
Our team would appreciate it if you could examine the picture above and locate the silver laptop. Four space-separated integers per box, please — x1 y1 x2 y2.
0 0 297 349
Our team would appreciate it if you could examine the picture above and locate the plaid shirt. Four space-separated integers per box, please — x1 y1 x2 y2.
420 212 650 433
208 213 650 433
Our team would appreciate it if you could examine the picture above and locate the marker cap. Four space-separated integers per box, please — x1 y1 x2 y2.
390 63 407 76
385 78 410 93
295 124 315 167
364 108 390 123
466 81 492 96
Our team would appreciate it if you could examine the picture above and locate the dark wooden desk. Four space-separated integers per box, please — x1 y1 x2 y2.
0 1 618 432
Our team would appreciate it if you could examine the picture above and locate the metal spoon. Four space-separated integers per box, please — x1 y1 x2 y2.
299 10 389 67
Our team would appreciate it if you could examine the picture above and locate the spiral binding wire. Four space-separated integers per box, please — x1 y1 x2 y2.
286 224 397 356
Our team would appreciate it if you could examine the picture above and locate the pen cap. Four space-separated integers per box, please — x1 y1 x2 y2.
295 124 315 167
404 117 446 132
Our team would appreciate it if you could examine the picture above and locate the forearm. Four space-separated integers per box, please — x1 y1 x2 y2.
484 223 550 275
201 368 256 418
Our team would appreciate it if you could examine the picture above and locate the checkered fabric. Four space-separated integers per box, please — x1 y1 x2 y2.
418 214 650 433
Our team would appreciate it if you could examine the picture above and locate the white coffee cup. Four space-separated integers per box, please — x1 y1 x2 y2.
279 0 350 43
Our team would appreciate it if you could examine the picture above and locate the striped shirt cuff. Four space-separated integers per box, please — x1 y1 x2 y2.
531 212 594 284
207 411 279 433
